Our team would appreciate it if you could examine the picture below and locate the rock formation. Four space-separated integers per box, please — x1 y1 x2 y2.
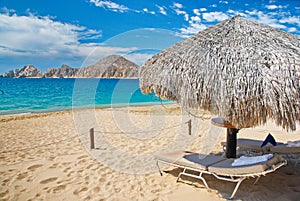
15 65 42 78
43 64 78 78
76 55 139 78
1 55 139 78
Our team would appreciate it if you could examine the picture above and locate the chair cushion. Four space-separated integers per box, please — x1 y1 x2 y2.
156 151 225 170
207 155 283 175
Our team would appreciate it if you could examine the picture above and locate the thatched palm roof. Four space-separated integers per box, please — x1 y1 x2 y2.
139 16 300 131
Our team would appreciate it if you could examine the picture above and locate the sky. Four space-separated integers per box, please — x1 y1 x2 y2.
0 0 299 74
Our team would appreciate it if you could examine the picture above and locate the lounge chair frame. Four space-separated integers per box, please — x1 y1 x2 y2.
156 154 287 199
209 160 287 199
156 159 212 190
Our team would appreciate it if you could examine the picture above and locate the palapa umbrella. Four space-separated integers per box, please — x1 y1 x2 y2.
139 16 300 158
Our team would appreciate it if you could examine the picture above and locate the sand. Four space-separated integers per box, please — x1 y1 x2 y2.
0 104 299 201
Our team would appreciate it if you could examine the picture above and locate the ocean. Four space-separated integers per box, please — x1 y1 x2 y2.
0 78 170 116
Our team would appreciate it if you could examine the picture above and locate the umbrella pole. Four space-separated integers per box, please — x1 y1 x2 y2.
226 128 239 158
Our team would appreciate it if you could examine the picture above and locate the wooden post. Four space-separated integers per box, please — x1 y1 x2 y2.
187 119 192 135
90 128 95 149
226 128 239 158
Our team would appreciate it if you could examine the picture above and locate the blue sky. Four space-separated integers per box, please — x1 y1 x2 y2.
0 0 299 74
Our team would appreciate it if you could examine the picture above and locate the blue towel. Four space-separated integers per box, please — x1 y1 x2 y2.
261 133 277 147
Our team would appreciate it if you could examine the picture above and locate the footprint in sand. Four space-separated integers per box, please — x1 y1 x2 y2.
98 177 106 183
63 167 71 173
2 179 9 185
93 187 100 193
73 187 88 196
16 172 28 180
0 189 8 199
27 164 43 171
40 177 58 184
77 155 88 160
62 162 71 167
78 159 87 165
34 193 41 198
48 185 66 193
86 163 99 170
49 163 59 169
67 170 75 177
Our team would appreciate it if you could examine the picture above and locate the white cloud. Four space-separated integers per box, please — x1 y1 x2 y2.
89 0 129 13
173 3 183 9
178 12 207 37
179 23 207 37
245 10 288 30
219 1 228 4
190 16 201 23
1 7 15 14
172 2 189 21
203 12 229 22
266 5 283 10
200 8 207 12
279 16 300 26
174 9 185 15
193 9 200 16
0 12 139 63
143 8 155 15
227 9 247 17
288 27 297 32
184 13 189 21
156 5 167 15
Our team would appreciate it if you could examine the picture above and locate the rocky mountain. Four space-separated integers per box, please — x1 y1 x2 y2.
76 55 139 78
43 64 78 78
1 55 139 78
5 65 43 78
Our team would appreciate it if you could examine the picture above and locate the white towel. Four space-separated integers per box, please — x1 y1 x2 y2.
232 154 273 167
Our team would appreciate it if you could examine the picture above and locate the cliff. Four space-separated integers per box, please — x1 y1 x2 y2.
10 65 43 78
1 55 139 78
76 55 139 78
43 64 78 78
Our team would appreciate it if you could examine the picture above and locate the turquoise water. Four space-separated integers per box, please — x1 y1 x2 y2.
0 78 169 115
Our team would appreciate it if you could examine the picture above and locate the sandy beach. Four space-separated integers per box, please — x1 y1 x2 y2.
1 104 300 201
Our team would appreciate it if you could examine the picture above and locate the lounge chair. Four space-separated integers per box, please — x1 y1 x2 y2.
156 151 287 199
155 150 225 190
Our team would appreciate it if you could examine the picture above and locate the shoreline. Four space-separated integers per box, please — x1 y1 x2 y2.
0 101 176 118
0 102 178 123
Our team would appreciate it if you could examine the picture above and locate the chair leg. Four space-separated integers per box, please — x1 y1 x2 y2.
253 176 261 185
176 168 186 182
156 160 163 176
198 172 210 191
176 169 210 191
228 178 245 200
